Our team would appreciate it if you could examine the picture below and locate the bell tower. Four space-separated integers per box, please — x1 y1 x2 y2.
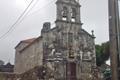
55 0 81 24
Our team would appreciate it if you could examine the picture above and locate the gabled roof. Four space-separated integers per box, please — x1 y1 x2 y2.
19 36 42 52
21 38 36 43
81 29 95 38
15 38 36 49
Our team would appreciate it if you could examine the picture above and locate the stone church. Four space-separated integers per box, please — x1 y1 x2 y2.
14 0 96 80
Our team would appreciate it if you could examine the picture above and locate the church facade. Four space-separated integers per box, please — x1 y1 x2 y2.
14 0 96 80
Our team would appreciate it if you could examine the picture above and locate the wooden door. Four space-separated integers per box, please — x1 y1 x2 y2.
66 62 76 80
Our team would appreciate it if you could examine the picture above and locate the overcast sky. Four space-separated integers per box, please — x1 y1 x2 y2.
0 0 109 64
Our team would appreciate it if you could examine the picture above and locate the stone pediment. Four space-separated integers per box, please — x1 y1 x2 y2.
57 0 80 6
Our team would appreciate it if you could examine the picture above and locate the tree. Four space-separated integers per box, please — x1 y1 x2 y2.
0 60 4 66
104 68 111 80
95 42 110 66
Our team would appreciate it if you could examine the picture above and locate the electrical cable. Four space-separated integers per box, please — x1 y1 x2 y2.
28 0 56 17
16 0 56 28
0 0 35 40
0 0 56 40
14 0 40 26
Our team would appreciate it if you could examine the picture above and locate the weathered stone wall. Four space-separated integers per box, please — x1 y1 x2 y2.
41 0 96 79
0 66 103 80
15 38 43 74
0 66 42 80
14 42 30 73
20 38 43 74
0 72 17 80
41 22 96 80
40 1 96 80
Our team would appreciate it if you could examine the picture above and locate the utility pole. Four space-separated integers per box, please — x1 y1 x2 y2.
108 0 119 80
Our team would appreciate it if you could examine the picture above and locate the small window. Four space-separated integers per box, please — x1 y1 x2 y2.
43 42 48 48
68 33 73 43
62 7 68 21
71 8 76 22
62 33 68 47
69 51 75 59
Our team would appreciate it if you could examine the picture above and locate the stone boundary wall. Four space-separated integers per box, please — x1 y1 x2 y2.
0 66 45 80
0 66 102 80
0 72 17 80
